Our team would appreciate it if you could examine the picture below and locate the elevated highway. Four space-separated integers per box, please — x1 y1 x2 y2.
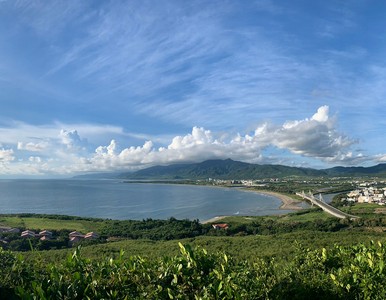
296 191 359 220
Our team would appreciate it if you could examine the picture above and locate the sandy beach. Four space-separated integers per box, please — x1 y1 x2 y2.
201 216 228 224
255 190 303 211
201 190 302 223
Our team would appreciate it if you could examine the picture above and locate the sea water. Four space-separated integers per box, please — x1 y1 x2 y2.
0 179 291 221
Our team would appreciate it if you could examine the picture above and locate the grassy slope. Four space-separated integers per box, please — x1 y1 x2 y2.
0 216 103 232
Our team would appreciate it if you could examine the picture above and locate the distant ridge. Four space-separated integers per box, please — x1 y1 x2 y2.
118 159 326 180
75 159 386 180
325 164 386 177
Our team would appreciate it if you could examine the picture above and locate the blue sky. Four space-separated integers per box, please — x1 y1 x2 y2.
1 0 386 177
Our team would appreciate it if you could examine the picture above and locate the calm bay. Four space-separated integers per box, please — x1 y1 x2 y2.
0 179 292 221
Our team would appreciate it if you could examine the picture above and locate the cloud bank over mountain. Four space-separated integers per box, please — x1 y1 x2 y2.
0 106 377 177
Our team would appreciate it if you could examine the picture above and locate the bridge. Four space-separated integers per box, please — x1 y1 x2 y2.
296 191 359 220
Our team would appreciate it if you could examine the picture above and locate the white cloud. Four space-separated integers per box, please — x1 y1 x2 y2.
59 129 87 150
0 106 378 176
0 148 14 162
374 154 386 163
266 107 356 160
28 156 42 163
168 127 214 150
85 106 359 172
0 121 125 147
311 105 329 122
17 141 47 152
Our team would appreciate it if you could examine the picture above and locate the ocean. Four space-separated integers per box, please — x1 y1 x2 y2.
0 179 292 221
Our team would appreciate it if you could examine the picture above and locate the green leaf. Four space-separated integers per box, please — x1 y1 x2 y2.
218 281 223 292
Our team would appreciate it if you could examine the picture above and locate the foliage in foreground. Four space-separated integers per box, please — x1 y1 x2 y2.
2 241 386 299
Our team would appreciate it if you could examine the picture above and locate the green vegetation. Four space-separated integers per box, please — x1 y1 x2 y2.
99 217 206 240
24 230 386 264
2 194 386 299
2 203 386 254
3 241 386 299
0 215 102 232
117 158 386 180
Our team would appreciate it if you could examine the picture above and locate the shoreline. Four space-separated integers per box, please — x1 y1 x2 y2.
254 190 303 211
201 190 303 224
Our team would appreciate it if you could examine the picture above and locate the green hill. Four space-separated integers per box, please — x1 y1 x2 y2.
118 158 327 180
75 159 386 180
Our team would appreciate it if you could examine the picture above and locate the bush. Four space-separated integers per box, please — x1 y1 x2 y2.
3 241 386 299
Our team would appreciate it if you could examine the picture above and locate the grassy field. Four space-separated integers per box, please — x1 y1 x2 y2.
339 203 380 216
0 216 103 232
216 207 330 225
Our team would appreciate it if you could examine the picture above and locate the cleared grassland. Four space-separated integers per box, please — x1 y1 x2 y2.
0 216 103 232
217 208 330 225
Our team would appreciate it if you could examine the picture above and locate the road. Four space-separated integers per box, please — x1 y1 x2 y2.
296 191 359 220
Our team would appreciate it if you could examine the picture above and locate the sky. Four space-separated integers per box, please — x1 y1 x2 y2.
1 0 386 178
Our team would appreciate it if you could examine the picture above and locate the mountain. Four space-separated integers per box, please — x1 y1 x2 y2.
74 160 386 181
118 159 328 180
325 164 386 177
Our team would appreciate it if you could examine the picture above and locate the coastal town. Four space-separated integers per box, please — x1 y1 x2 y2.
344 185 386 205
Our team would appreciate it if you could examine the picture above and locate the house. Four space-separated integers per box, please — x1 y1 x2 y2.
84 232 99 240
69 231 85 238
68 231 85 245
69 236 83 245
212 223 229 230
21 230 37 238
39 235 51 241
39 230 53 240
68 231 99 245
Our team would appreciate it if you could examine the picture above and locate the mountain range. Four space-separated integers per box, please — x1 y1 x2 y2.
97 159 386 180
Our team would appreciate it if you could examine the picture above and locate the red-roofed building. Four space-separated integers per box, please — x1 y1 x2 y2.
84 232 99 240
21 230 37 238
212 223 229 230
39 230 53 240
69 231 85 238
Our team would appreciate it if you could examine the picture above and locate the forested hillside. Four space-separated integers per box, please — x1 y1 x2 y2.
117 159 386 180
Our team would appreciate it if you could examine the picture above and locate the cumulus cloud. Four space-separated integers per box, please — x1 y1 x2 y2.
28 156 42 163
262 105 356 161
0 148 15 162
86 106 358 172
17 141 47 152
0 106 373 176
374 154 386 163
59 129 87 150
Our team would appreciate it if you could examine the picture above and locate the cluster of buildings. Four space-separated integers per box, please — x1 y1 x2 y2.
21 229 53 240
345 186 386 205
0 226 20 244
0 227 99 246
20 229 99 245
68 231 99 244
206 178 268 187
